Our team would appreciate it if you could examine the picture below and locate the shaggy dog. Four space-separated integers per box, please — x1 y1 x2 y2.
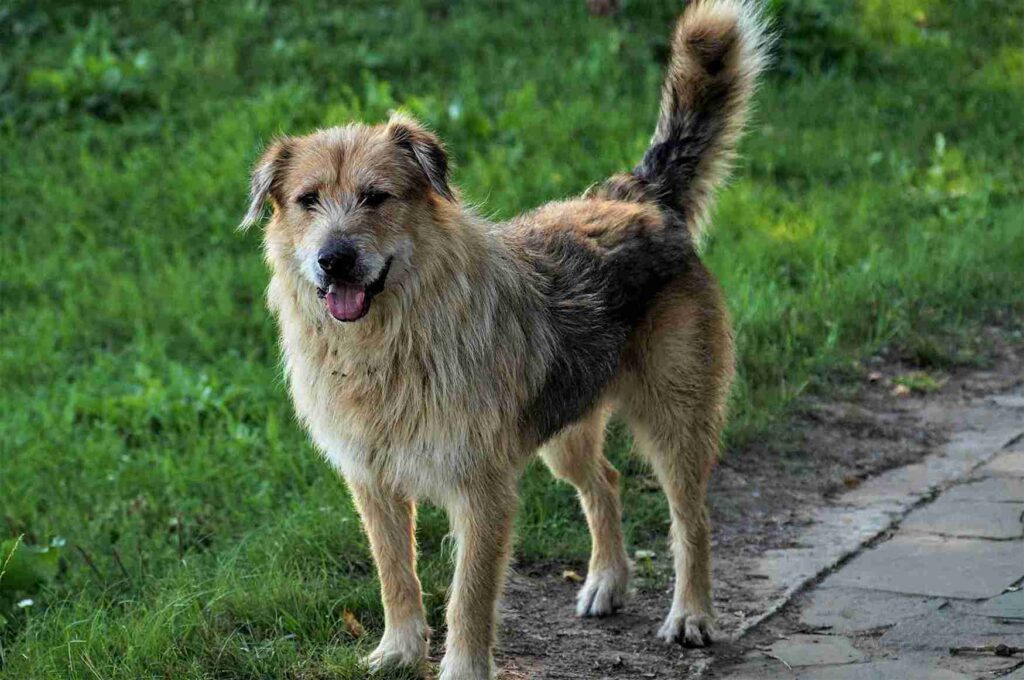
241 2 769 677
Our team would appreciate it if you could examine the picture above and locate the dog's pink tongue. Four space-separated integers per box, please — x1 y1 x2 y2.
326 285 367 321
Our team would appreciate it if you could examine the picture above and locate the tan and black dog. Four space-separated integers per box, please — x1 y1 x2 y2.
241 2 769 677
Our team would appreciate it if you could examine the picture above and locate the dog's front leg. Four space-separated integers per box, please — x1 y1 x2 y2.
349 480 429 672
439 481 517 680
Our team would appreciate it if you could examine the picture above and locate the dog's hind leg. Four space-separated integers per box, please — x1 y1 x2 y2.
349 481 430 672
540 409 630 617
629 414 719 646
619 279 734 647
439 478 518 680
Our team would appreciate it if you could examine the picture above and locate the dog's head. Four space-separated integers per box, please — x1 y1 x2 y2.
241 114 455 322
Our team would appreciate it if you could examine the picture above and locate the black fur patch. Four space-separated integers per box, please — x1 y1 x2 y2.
632 77 731 221
520 219 693 443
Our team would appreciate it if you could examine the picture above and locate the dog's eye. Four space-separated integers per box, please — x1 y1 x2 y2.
360 189 392 208
297 192 320 210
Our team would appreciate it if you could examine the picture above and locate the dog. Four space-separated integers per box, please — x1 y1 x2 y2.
240 2 769 677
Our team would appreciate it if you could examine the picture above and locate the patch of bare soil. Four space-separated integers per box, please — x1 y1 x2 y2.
497 328 1023 679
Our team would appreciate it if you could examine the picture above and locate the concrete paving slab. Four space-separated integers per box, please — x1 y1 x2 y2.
938 654 1023 677
766 635 866 667
982 451 1024 477
942 401 1024 450
1002 665 1024 679
721 655 982 680
740 505 897 638
720 657 796 680
941 477 1024 503
822 534 1024 599
878 605 1024 651
753 504 893 586
979 589 1024 620
799 587 946 633
943 429 1022 463
791 659 972 680
841 461 964 508
900 498 1024 539
837 418 1021 508
988 394 1024 409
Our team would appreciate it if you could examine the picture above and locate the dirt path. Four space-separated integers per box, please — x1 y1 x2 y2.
496 332 1023 679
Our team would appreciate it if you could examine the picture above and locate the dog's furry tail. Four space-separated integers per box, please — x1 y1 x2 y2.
633 0 771 241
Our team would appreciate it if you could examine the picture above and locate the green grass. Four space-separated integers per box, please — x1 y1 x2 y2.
2 0 1022 677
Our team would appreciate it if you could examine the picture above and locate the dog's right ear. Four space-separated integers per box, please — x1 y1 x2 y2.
386 114 455 202
240 137 294 230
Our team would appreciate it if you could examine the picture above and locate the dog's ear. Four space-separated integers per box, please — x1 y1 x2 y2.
387 115 455 202
240 137 294 230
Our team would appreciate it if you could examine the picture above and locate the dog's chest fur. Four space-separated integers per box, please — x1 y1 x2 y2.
267 253 543 499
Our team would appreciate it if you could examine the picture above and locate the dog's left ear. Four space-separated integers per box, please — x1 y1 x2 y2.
387 115 455 202
240 137 294 230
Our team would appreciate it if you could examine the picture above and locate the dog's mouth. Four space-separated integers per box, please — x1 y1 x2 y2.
316 257 393 322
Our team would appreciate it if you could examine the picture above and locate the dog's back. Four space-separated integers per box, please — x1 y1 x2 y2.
507 198 691 442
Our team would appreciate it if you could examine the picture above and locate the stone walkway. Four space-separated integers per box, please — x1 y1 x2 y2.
713 396 1024 679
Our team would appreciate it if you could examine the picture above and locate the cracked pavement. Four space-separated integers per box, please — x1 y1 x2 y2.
711 392 1024 680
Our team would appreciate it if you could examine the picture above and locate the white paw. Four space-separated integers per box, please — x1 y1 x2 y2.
438 653 494 680
657 608 717 647
575 566 630 617
362 622 429 673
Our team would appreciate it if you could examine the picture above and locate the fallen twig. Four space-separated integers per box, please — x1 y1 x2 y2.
949 643 1021 657
176 514 184 561
764 652 793 671
74 545 104 584
111 547 131 582
136 540 149 578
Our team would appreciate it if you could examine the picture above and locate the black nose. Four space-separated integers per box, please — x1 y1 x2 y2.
318 241 359 280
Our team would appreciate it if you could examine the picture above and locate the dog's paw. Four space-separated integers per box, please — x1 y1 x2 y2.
362 642 425 674
362 623 429 673
657 608 716 647
438 653 494 680
576 566 630 617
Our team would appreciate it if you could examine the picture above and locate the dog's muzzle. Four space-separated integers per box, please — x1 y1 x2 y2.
316 255 393 322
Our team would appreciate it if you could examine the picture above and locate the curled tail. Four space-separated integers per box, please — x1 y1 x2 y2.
592 1 771 241
640 0 771 238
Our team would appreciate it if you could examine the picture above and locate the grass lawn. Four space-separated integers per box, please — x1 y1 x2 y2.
2 1 1022 677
